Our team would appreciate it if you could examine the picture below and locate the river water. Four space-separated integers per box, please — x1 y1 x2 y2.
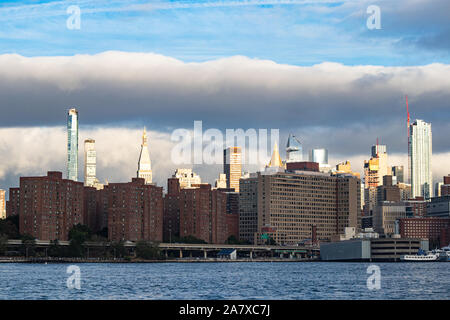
0 262 448 300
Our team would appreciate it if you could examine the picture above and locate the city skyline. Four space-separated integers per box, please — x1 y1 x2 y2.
0 1 448 196
0 114 448 195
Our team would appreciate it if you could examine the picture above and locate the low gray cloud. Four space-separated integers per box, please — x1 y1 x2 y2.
0 52 449 154
0 51 449 194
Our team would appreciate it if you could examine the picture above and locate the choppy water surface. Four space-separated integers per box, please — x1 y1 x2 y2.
0 262 448 299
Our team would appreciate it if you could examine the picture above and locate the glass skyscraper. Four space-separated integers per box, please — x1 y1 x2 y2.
286 134 303 162
409 119 432 199
67 108 79 181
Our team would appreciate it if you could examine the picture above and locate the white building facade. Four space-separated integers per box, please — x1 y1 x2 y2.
409 120 432 199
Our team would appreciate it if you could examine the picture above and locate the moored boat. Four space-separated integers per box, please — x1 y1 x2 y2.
400 248 439 262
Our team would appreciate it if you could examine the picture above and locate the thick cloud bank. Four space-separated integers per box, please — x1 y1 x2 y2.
0 51 449 192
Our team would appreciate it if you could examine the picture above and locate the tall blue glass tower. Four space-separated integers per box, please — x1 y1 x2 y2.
67 108 78 181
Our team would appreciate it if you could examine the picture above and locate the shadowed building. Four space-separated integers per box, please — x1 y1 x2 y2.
163 178 181 242
105 178 163 242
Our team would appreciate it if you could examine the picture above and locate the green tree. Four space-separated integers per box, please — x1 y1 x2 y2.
111 241 126 258
225 235 251 245
96 227 108 239
0 235 8 255
20 234 36 257
68 224 92 257
174 235 207 244
135 241 161 260
0 215 19 239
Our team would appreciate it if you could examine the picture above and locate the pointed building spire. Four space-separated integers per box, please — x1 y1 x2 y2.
142 126 148 146
137 127 152 184
268 142 283 168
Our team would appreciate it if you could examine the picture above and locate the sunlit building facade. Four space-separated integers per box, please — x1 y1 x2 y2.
409 119 432 199
137 128 153 184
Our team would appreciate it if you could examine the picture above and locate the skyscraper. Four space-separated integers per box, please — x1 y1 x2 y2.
409 119 432 199
0 189 6 219
286 134 302 162
223 147 242 192
67 108 79 181
310 148 331 173
310 148 328 165
137 128 152 184
391 166 404 184
84 139 97 187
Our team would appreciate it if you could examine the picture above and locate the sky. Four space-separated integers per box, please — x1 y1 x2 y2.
0 0 449 194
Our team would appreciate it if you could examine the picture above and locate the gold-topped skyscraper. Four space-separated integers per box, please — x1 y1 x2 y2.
137 127 152 184
223 147 242 192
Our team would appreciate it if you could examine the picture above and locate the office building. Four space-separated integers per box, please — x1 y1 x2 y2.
320 238 428 262
427 196 450 218
223 147 242 192
373 202 406 236
364 143 391 216
404 197 427 217
239 175 258 244
309 148 331 172
398 182 412 201
0 189 5 219
334 161 360 179
172 168 201 189
409 119 432 199
376 176 401 206
67 108 79 181
137 128 152 184
391 166 404 184
286 134 302 162
243 168 360 245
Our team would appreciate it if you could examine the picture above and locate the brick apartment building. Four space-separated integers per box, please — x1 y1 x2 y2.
399 217 450 246
8 172 163 242
163 180 239 244
178 184 229 244
105 178 163 242
6 187 20 218
163 178 181 242
18 171 84 241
